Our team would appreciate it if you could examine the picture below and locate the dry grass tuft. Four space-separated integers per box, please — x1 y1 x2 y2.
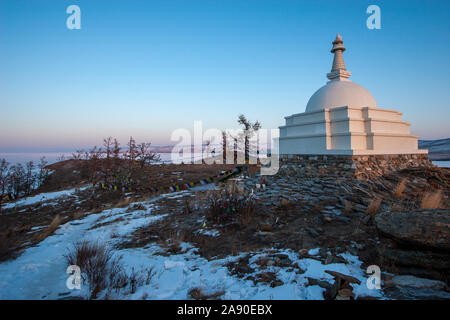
0 230 16 262
420 190 442 209
343 201 353 214
35 214 61 242
394 178 408 198
72 210 85 220
90 206 103 214
126 203 146 212
113 197 131 209
365 199 382 218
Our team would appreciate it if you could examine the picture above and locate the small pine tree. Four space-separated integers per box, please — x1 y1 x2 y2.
237 114 261 162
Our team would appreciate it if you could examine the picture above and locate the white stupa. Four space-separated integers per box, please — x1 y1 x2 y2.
279 34 427 156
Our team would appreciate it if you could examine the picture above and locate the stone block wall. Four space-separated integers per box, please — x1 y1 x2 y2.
278 154 433 180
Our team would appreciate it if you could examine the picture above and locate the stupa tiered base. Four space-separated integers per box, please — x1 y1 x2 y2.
279 106 427 156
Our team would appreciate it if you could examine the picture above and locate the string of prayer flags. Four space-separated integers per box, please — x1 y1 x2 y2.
97 165 244 195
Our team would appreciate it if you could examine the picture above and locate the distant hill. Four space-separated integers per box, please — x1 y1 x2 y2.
419 138 450 160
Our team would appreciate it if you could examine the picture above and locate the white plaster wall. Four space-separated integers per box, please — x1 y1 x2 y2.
328 107 350 121
290 111 325 125
363 108 403 121
279 106 426 155
285 122 327 136
370 134 419 152
365 120 411 135
330 120 350 134
348 120 365 133
279 135 328 154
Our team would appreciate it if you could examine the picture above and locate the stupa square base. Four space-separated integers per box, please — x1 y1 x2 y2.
278 153 434 180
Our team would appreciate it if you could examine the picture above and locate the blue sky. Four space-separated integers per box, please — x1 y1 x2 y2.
0 0 449 152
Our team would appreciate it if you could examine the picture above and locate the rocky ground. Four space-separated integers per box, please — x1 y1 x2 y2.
0 160 449 300
121 163 449 299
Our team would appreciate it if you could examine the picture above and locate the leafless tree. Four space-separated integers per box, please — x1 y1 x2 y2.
72 149 84 160
102 137 114 184
71 149 89 179
36 157 49 187
8 164 26 198
24 161 35 195
111 138 122 185
112 138 121 160
86 146 103 193
136 142 160 168
126 136 138 162
0 159 10 213
125 137 138 184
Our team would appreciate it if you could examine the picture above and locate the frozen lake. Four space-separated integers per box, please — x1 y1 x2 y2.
1 152 449 168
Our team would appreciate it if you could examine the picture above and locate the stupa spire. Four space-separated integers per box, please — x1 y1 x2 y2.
327 34 351 81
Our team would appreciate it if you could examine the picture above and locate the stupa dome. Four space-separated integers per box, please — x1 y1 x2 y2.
305 80 377 112
305 34 377 113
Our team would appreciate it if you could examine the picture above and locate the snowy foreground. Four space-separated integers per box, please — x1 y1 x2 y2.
0 188 384 300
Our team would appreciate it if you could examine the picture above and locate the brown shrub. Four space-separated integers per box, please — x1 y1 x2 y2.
64 240 155 299
205 185 257 227
64 241 114 298
420 190 442 209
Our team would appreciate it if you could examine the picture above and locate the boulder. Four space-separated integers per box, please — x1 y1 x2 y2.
381 248 450 270
375 209 450 250
387 275 446 291
325 270 361 285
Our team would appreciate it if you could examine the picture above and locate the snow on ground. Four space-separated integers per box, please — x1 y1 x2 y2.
2 186 87 210
0 197 163 299
117 245 383 300
0 189 384 300
195 228 220 237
